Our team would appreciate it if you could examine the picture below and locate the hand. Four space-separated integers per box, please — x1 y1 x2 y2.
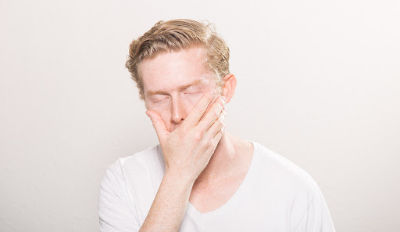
146 94 226 182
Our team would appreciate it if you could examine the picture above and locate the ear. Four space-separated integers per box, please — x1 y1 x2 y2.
221 73 237 103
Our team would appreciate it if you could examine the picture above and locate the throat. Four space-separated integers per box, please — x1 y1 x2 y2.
189 133 254 213
195 133 237 184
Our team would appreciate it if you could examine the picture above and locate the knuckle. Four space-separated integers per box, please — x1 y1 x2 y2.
214 120 222 130
193 130 204 141
200 138 208 147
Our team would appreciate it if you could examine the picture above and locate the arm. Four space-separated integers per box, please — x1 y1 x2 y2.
99 156 196 232
138 170 194 232
139 94 226 232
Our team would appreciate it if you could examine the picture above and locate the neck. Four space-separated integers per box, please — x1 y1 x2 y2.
195 131 249 184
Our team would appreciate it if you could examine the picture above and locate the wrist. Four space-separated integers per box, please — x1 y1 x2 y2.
164 169 196 187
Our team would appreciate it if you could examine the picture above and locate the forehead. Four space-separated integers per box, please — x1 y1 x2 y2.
138 46 215 94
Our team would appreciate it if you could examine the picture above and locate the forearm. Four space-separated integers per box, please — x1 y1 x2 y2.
139 171 195 232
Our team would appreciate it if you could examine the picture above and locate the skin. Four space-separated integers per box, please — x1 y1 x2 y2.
138 45 254 231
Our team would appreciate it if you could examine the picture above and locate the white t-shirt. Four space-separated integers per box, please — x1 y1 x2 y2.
99 140 336 232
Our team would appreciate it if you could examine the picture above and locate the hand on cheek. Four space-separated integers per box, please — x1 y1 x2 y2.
197 88 222 122
145 93 225 181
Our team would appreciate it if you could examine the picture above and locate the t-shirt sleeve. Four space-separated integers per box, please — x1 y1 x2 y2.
292 175 336 232
98 159 141 232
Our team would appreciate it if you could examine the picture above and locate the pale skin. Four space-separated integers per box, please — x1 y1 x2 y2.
138 46 254 232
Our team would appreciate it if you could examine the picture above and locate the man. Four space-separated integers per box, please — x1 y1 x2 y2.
99 19 336 232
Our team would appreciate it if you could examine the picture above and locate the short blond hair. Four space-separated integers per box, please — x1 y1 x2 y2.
125 19 230 100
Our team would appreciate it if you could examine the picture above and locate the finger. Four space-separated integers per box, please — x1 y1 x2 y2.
197 96 225 131
203 110 225 140
205 128 224 155
183 93 216 128
146 110 169 142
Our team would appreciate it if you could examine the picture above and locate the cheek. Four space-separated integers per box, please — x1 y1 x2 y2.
152 108 173 131
159 111 171 124
184 92 203 104
146 101 171 122
182 91 216 117
181 92 205 113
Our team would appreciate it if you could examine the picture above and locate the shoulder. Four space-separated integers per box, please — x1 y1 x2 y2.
253 141 336 231
252 141 321 196
99 144 165 221
99 146 162 231
120 144 163 168
106 144 164 175
101 144 164 190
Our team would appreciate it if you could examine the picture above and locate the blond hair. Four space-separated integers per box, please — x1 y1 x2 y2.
125 19 230 100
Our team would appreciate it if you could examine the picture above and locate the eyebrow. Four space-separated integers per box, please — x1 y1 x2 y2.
147 79 203 96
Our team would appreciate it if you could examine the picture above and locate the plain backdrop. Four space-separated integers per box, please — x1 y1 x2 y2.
1 0 399 231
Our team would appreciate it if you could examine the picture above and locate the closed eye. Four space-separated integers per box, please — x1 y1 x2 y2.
184 91 201 95
183 86 201 95
151 95 169 103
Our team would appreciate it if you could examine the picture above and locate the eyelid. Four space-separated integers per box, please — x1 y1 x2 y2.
184 85 201 92
184 92 200 94
151 95 169 102
184 90 201 94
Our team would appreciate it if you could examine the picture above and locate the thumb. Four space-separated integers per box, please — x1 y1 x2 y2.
146 110 168 141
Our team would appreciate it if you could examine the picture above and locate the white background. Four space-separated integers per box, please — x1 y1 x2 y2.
1 0 399 231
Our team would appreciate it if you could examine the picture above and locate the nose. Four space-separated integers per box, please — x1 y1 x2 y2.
170 96 186 125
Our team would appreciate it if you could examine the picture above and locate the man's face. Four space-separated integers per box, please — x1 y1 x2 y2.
139 46 220 132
